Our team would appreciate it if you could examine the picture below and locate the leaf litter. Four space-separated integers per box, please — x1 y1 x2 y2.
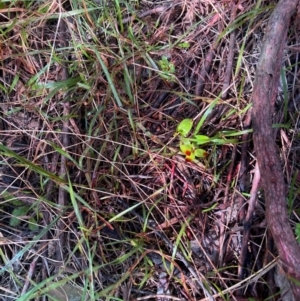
0 0 299 300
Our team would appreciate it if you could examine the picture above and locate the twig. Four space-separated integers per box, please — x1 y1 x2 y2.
221 2 238 99
195 39 218 96
136 294 184 301
56 3 70 262
40 152 60 279
121 6 169 24
218 145 237 266
21 256 38 295
237 162 260 293
237 108 252 223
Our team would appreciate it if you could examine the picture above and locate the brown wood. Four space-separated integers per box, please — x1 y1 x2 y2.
252 0 300 298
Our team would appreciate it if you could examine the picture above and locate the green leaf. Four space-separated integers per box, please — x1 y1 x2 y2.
185 152 195 162
210 138 237 144
1 192 24 206
158 56 174 73
194 149 208 158
10 206 29 227
12 206 30 217
192 135 211 145
0 143 67 184
219 129 252 136
190 134 237 145
202 202 218 213
179 140 193 156
28 217 39 232
158 56 176 81
48 141 79 168
177 119 193 137
194 97 220 134
10 216 21 227
91 45 123 107
178 42 190 49
179 140 196 162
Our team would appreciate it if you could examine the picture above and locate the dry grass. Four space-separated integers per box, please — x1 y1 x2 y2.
0 0 299 300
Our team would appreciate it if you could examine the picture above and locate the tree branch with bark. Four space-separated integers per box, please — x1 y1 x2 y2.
251 0 300 298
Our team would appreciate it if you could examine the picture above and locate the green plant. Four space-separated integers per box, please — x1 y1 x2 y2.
175 112 249 162
177 41 190 49
176 118 233 161
10 204 39 231
158 56 176 81
0 191 40 232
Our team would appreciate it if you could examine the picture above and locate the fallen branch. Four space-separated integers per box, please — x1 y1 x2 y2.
251 0 300 298
221 1 238 99
56 4 70 262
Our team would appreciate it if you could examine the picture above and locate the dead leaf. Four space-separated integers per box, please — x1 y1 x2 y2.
47 283 84 301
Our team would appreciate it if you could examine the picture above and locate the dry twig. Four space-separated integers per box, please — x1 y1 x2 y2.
56 4 70 262
221 1 238 99
238 162 260 294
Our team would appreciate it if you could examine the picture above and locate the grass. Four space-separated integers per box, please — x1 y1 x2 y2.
0 0 299 300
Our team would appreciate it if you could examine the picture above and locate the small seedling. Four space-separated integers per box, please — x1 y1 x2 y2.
158 56 175 81
177 41 190 49
176 118 238 162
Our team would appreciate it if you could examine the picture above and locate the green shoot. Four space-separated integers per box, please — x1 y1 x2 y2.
176 118 243 162
158 56 176 81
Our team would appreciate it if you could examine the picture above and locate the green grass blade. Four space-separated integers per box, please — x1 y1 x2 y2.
91 45 123 108
194 97 220 135
0 143 67 184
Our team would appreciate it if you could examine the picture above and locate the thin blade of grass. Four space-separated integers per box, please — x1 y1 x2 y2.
0 143 67 184
194 97 220 135
91 45 123 108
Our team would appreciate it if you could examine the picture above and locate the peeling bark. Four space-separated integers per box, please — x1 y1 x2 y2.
252 0 300 298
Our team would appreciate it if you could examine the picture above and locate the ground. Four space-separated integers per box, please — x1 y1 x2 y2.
0 0 299 300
